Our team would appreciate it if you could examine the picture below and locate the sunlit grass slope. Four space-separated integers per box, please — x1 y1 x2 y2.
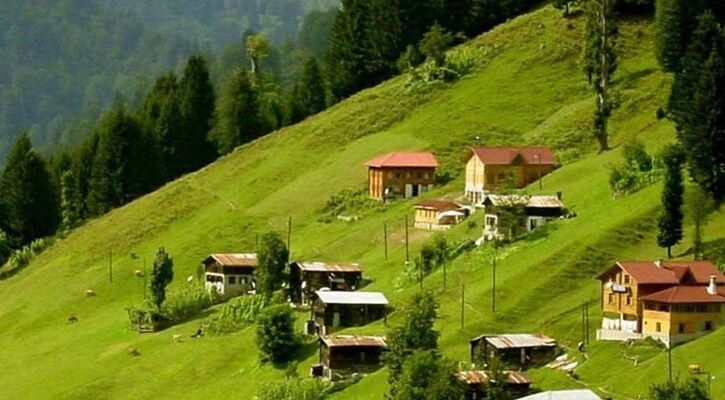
0 6 723 399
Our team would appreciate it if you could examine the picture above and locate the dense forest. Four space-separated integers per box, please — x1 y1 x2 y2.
0 0 337 163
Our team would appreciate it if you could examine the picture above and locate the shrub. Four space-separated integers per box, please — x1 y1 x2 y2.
1 237 52 272
162 283 217 323
255 378 329 400
609 141 665 197
319 188 384 222
207 295 268 335
256 305 300 363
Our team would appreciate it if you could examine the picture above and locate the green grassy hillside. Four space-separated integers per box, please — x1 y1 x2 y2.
0 6 722 399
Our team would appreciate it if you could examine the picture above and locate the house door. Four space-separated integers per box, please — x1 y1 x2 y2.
333 312 341 327
412 184 420 197
404 184 413 198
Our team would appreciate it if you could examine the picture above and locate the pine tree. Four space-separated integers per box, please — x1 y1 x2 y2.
419 24 455 68
254 232 289 299
150 247 174 313
655 0 688 72
178 55 218 173
286 57 326 124
59 170 81 233
138 72 180 179
657 144 685 258
70 133 99 220
87 107 163 216
582 0 618 152
210 68 268 154
668 12 724 204
0 132 60 247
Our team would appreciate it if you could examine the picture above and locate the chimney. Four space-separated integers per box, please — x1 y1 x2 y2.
707 275 717 295
654 259 662 268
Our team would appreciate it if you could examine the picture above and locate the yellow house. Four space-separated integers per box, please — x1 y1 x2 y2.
413 199 467 230
464 146 557 204
640 282 725 347
596 260 725 346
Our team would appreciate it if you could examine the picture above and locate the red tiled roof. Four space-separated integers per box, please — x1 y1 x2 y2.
414 199 460 211
640 286 725 304
366 152 439 168
597 260 725 285
470 146 557 165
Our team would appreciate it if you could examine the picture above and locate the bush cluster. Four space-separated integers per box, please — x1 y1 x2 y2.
207 295 268 335
609 140 665 196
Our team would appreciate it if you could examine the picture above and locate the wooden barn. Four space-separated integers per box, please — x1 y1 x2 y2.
470 333 557 368
202 253 257 298
289 261 363 304
315 335 387 380
482 194 565 240
312 291 388 334
366 152 438 200
456 370 532 400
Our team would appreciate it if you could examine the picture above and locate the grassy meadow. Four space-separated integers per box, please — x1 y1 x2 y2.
0 6 723 399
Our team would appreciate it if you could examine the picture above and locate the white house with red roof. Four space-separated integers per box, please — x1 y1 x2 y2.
365 152 438 200
596 259 725 346
464 146 557 203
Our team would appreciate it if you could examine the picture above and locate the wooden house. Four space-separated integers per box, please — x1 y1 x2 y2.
482 194 565 240
315 335 387 379
456 370 532 400
413 199 468 230
289 261 363 304
312 291 388 334
366 152 438 200
202 253 257 298
469 333 557 368
464 146 557 204
596 260 725 346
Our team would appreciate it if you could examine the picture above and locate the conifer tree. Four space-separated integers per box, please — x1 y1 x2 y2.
582 0 618 152
59 170 81 233
178 55 218 173
657 144 685 258
668 12 724 204
286 57 326 124
0 132 60 247
70 133 98 220
139 72 180 179
655 0 688 72
210 68 268 154
150 247 174 313
254 232 289 299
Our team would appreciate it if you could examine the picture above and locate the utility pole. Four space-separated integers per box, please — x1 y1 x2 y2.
143 258 147 300
383 222 388 260
108 249 113 283
404 215 410 263
443 262 447 290
491 240 497 313
460 283 465 329
668 330 673 382
287 217 292 262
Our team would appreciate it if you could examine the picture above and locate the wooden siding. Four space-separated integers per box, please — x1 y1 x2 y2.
368 166 436 200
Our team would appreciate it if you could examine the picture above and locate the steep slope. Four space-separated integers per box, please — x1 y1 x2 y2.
0 7 722 399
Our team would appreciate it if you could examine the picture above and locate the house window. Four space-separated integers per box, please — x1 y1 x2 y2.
656 322 661 332
608 293 615 304
658 304 669 312
424 172 429 179
485 216 497 227
678 323 685 333
497 173 506 181
405 172 411 178
228 276 236 284
623 274 630 284
486 174 495 184
705 321 713 331
625 295 632 306
396 173 401 178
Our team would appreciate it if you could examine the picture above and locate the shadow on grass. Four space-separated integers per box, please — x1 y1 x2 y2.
677 237 725 266
0 263 29 281
520 221 560 243
271 340 320 370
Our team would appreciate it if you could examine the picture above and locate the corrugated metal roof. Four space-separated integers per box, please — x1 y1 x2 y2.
414 199 460 211
516 389 602 400
484 194 564 208
295 261 362 273
204 253 257 268
315 290 389 305
365 152 439 168
320 335 387 348
640 286 725 304
470 146 557 165
456 370 531 385
473 334 556 349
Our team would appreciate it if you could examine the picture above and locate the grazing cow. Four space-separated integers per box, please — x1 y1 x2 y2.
172 334 183 343
85 289 96 297
134 270 144 277
67 315 78 323
128 348 140 357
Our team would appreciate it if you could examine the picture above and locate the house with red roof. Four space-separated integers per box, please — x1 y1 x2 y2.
464 146 557 203
366 152 438 200
596 260 725 346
